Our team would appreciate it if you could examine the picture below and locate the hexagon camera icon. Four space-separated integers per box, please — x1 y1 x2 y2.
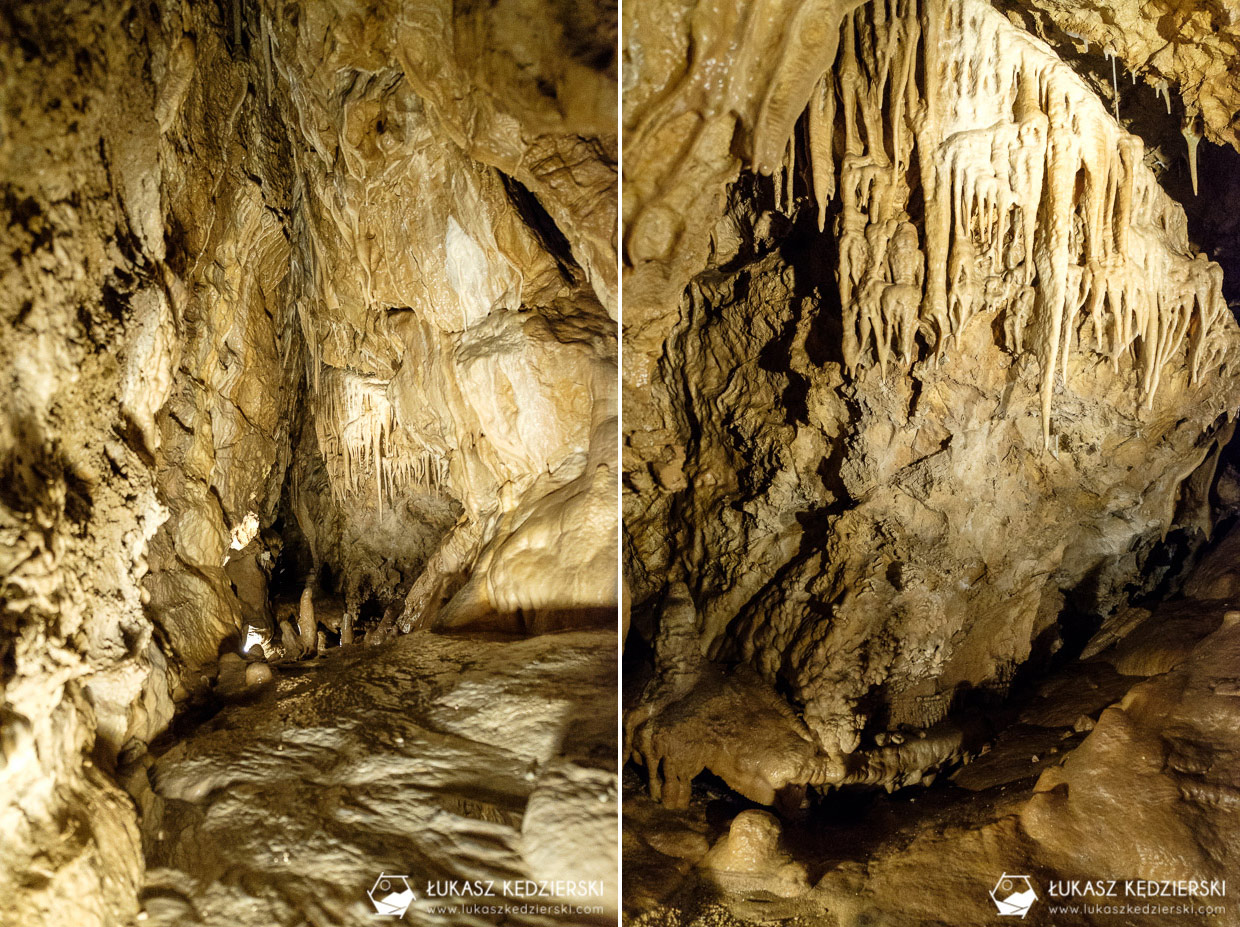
368 872 415 918
990 873 1037 917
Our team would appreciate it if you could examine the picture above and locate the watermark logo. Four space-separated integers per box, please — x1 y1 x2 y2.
369 873 415 918
991 874 1037 917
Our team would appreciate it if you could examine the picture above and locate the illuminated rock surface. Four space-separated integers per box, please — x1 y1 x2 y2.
623 0 1240 922
624 0 1240 768
134 630 617 926
0 0 616 922
625 596 1240 925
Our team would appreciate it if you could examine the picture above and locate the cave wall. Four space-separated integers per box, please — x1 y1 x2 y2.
251 0 618 637
0 5 167 921
996 0 1240 153
0 0 617 923
143 0 304 673
623 0 1240 754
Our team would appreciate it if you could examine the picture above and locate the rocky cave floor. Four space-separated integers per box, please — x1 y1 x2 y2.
622 532 1240 926
120 628 617 926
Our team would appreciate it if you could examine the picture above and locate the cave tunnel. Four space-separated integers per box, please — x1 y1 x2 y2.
0 0 618 923
621 0 1240 924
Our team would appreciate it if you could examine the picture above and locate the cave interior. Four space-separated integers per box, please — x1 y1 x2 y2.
620 0 1240 923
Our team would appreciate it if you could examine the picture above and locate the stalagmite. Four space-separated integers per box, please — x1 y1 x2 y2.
342 581 360 646
279 619 305 660
298 583 318 653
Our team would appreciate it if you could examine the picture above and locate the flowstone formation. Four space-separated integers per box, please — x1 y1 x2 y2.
0 0 617 924
623 0 1240 797
625 572 1240 924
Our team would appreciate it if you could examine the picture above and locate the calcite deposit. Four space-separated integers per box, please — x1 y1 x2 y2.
624 0 1240 919
132 630 618 926
989 0 1240 155
0 0 616 923
627 592 1240 925
625 0 1240 768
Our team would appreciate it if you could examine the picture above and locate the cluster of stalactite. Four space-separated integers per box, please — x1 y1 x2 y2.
765 0 1231 446
307 362 450 517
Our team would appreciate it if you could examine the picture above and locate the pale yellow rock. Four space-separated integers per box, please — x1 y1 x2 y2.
698 810 809 898
624 0 1240 765
243 663 272 687
0 1 616 924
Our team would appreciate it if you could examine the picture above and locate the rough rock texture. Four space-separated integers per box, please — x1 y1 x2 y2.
623 0 1240 775
696 811 809 898
0 0 616 923
1000 0 1240 153
144 0 619 666
129 630 617 926
0 6 174 922
813 606 1240 927
625 592 1240 925
626 584 978 808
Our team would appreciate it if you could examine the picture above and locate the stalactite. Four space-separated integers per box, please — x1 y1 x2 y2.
808 74 836 232
1106 49 1119 122
1182 111 1202 197
774 0 1230 445
1154 79 1171 114
310 366 448 513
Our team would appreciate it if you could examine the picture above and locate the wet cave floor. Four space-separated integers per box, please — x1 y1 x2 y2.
622 595 1239 927
123 629 617 927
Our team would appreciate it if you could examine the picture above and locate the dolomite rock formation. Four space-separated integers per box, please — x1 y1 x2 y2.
0 0 616 924
624 0 1240 789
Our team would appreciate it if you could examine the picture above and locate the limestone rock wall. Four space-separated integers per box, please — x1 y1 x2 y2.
1001 0 1240 154
623 0 1240 755
143 1 304 671
0 5 168 923
256 0 618 634
0 0 617 923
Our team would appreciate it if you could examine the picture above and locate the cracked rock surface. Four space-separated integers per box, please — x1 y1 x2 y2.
131 630 617 926
625 592 1240 925
624 0 1240 766
622 0 1240 922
